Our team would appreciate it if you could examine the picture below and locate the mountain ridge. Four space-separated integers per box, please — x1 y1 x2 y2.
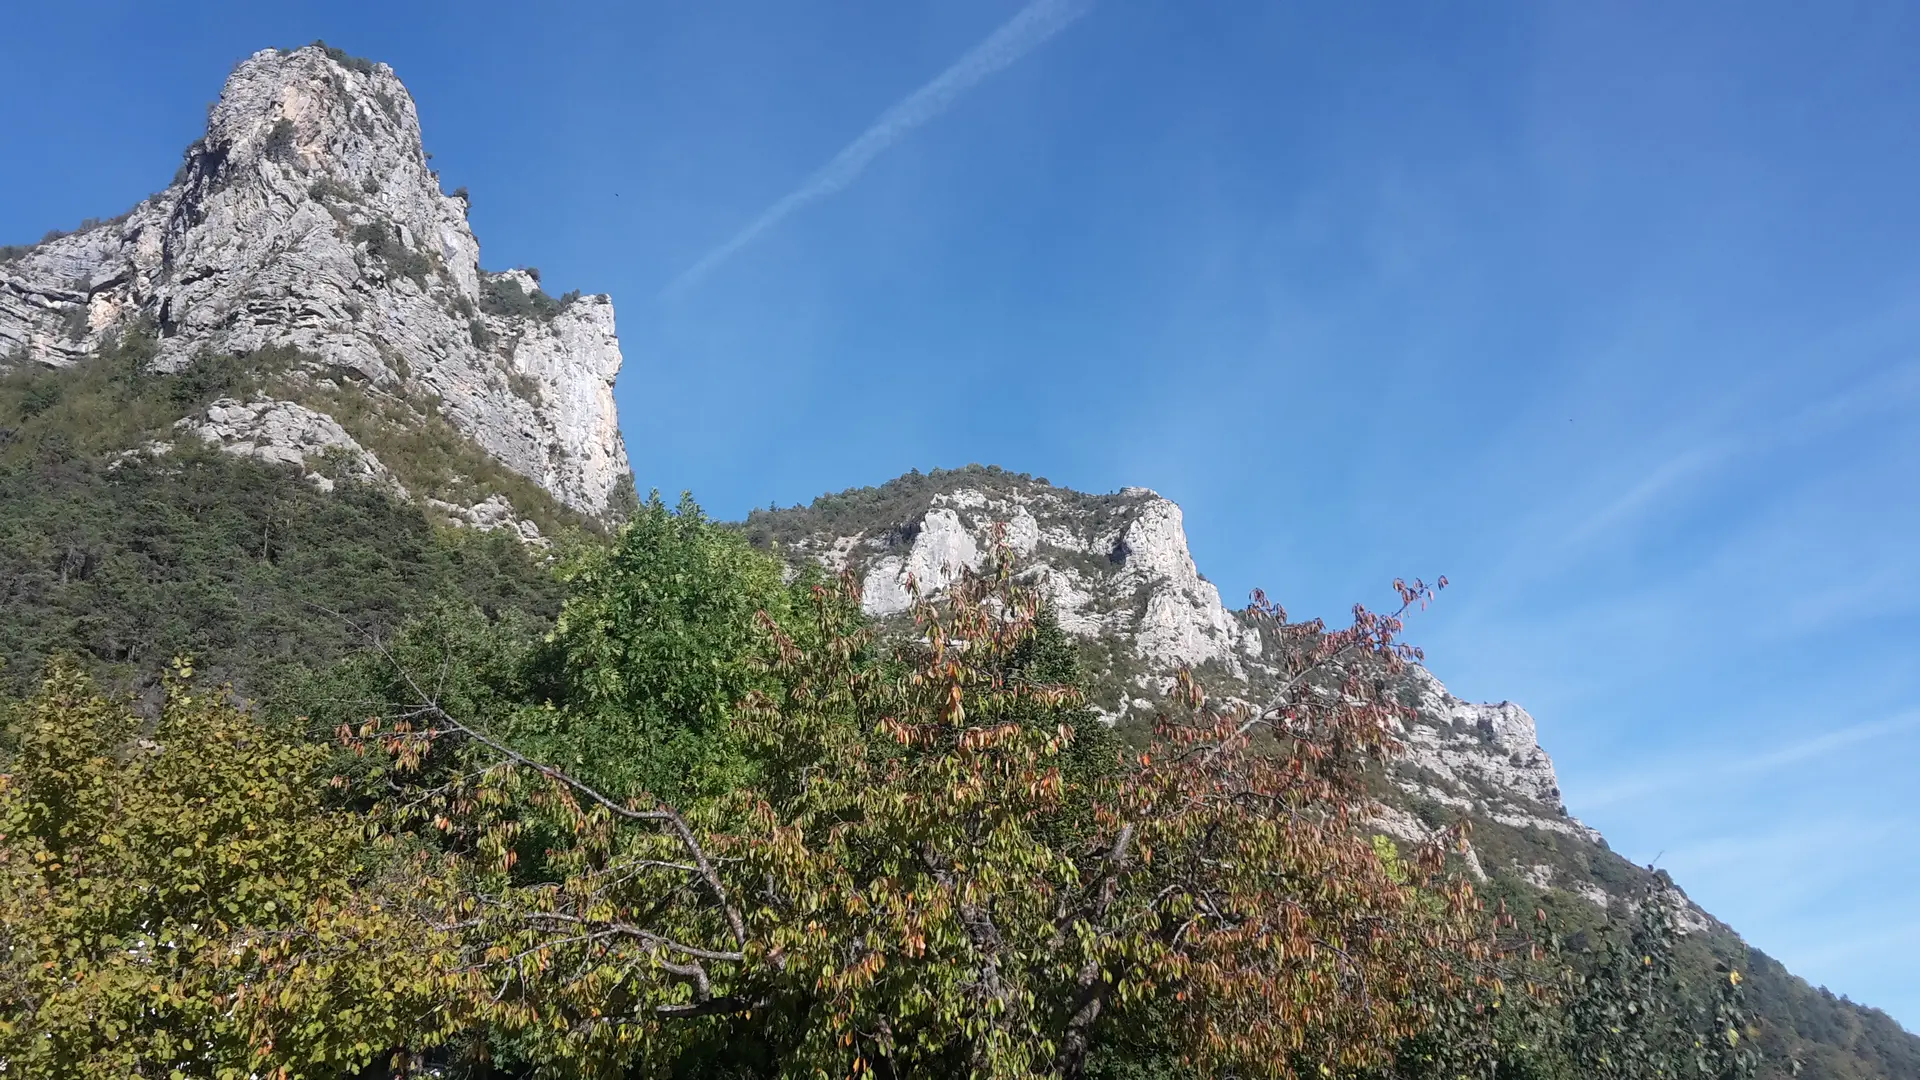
743 463 1920 1079
745 466 1607 853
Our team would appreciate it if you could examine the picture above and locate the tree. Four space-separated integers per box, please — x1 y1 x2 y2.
0 662 455 1079
1558 884 1759 1080
346 557 1489 1079
1366 882 1761 1080
514 491 793 806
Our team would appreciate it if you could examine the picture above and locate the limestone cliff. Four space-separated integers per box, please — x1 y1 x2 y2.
745 465 1699 923
0 44 630 519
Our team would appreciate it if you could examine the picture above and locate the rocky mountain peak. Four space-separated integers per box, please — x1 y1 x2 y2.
748 465 1638 904
182 46 441 255
0 43 632 519
753 469 1257 691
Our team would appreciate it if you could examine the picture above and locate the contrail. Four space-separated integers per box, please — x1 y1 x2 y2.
663 0 1092 298
1579 710 1920 810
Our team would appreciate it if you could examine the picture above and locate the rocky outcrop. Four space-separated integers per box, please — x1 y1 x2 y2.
817 481 1257 691
177 397 398 493
861 507 982 616
426 493 547 546
753 467 1636 903
1107 493 1257 671
0 45 630 518
1395 666 1603 843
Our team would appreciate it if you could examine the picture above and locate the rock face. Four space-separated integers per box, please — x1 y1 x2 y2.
426 493 548 546
748 466 1676 916
169 397 549 542
0 45 630 518
177 397 399 493
1394 666 1602 843
765 474 1298 723
807 481 1257 687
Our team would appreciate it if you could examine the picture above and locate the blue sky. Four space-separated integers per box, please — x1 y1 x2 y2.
5 0 1917 1029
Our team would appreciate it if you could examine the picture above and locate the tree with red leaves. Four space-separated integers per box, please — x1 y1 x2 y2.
332 545 1492 1079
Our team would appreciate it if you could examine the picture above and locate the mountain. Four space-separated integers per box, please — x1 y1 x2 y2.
745 469 1640 890
0 43 631 524
2 43 1915 1080
743 465 1920 1080
0 43 626 695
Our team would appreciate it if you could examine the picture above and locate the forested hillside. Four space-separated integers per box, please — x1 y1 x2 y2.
0 491 1761 1078
0 333 568 701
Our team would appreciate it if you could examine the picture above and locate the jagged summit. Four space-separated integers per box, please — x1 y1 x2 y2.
0 43 631 517
757 469 1920 1026
750 466 1255 686
747 465 1606 875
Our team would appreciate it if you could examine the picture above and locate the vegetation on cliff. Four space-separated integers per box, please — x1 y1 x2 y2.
0 336 567 699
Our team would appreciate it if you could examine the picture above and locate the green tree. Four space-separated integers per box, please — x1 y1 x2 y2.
343 562 1487 1079
1004 605 1119 800
1559 885 1759 1080
513 492 791 806
0 663 455 1078
1369 883 1761 1080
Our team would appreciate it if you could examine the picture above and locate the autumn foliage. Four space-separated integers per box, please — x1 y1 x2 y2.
299 548 1483 1078
0 504 1757 1079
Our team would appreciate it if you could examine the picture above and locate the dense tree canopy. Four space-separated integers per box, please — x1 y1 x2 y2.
0 337 567 701
0 663 452 1078
0 495 1768 1080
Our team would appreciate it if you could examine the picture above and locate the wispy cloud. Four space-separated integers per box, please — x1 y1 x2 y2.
1721 711 1920 774
1660 818 1895 881
1579 710 1920 810
1556 443 1730 551
662 0 1093 298
1776 919 1920 974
